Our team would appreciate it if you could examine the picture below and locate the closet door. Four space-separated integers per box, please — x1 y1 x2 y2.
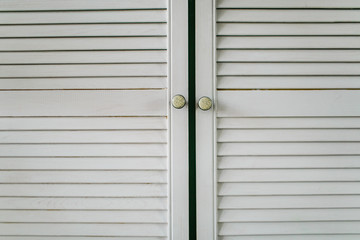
0 0 188 239
196 0 360 239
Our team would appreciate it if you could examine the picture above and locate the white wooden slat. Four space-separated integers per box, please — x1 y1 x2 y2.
217 76 360 89
219 209 360 222
218 169 360 182
0 184 167 197
0 238 166 240
217 0 360 8
218 142 360 156
0 37 167 51
0 130 167 143
219 222 360 235
0 0 167 11
217 10 360 22
217 37 360 49
0 210 167 223
218 156 360 169
218 91 360 117
0 171 167 183
0 64 166 78
0 90 167 116
0 77 167 90
0 144 167 157
218 129 360 142
219 182 360 195
0 117 167 130
0 223 166 236
0 197 167 210
217 23 360 36
0 51 167 64
221 236 360 240
0 157 167 170
219 195 360 209
218 63 360 75
0 10 167 24
0 24 166 38
217 50 360 62
217 117 360 129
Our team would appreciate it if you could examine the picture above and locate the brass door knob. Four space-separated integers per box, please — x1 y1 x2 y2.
172 94 186 109
198 96 212 111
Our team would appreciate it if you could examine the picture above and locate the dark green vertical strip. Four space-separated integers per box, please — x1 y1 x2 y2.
188 0 196 239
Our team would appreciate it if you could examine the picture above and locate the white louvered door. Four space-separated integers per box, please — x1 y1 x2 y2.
0 0 188 239
196 0 360 239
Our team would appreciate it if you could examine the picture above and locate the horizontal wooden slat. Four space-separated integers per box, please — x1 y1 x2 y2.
219 234 360 240
0 171 167 183
0 184 167 197
217 37 360 49
219 209 360 222
217 0 360 9
218 129 360 142
0 144 167 157
0 51 167 64
220 236 360 240
218 91 360 117
0 157 167 170
0 223 166 236
0 64 166 78
0 210 167 223
0 117 167 130
0 238 166 240
217 10 360 22
218 142 360 155
219 222 360 235
217 50 360 62
217 117 360 129
217 23 360 36
218 63 360 75
0 90 167 116
217 76 360 89
218 169 360 182
218 156 360 169
0 130 167 143
0 24 166 38
219 182 360 195
0 197 167 210
0 77 167 89
0 0 167 11
0 37 167 51
0 10 167 24
219 195 360 209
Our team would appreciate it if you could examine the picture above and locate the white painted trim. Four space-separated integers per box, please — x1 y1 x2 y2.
170 0 189 239
196 0 217 239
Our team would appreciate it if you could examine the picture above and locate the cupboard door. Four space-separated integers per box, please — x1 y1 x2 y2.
0 0 188 239
196 0 360 239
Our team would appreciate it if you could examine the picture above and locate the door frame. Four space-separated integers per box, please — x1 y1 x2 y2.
169 0 189 239
195 0 217 239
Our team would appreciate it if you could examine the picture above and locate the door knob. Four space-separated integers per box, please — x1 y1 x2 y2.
172 94 186 109
198 96 212 111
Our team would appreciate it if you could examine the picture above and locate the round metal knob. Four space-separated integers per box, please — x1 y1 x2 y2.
198 96 212 111
172 94 186 109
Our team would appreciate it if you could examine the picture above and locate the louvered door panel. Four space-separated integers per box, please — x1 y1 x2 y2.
216 1 360 239
197 0 360 239
0 0 188 239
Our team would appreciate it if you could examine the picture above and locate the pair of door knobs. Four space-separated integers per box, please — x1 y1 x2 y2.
172 95 212 111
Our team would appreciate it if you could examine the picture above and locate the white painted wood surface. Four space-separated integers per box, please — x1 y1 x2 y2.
0 0 167 10
197 0 360 239
217 10 360 22
0 0 188 239
0 37 167 51
196 0 216 239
